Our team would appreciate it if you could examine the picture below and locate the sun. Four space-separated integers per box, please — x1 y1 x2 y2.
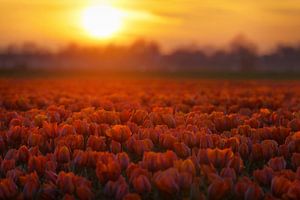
82 5 123 39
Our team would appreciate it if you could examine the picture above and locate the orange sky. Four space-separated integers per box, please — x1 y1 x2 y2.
1 0 300 52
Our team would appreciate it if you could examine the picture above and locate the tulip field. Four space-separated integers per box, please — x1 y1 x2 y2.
1 78 300 200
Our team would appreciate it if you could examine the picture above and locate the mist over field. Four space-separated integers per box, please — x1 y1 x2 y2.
0 36 300 74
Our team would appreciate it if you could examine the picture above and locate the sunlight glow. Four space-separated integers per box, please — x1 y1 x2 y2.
82 5 123 39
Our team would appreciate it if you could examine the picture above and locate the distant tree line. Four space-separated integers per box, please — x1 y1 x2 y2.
0 37 299 72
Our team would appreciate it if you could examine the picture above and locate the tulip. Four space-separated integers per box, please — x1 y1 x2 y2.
271 176 291 198
56 172 75 194
220 168 236 182
18 145 30 163
123 193 141 200
96 161 121 184
286 180 300 200
261 140 278 161
39 183 59 200
55 146 70 163
22 172 40 200
234 177 252 199
1 159 15 176
207 178 232 200
116 152 130 170
107 125 132 143
253 167 274 186
292 153 300 169
153 168 180 195
132 175 151 194
0 178 19 199
244 183 264 200
87 135 106 151
250 143 263 163
173 142 191 158
268 157 286 171
76 185 94 200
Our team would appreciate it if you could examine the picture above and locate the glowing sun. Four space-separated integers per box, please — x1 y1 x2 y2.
82 5 123 39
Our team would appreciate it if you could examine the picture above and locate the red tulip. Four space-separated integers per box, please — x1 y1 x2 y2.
39 182 59 200
220 168 236 182
55 146 70 163
116 152 130 170
161 114 176 128
107 125 132 143
207 148 234 169
76 185 94 200
153 168 180 195
73 150 88 168
18 145 29 163
292 153 300 169
244 183 264 200
289 119 300 131
22 172 40 200
42 122 58 139
207 178 232 200
176 159 196 176
234 177 252 199
131 110 148 125
261 140 278 161
123 193 141 200
0 178 19 199
271 176 291 198
286 180 300 200
173 142 191 158
239 142 250 160
132 175 151 194
227 154 244 174
268 157 286 171
96 161 121 184
178 172 193 190
253 167 274 186
87 135 106 151
250 143 263 163
110 140 122 154
1 159 15 176
160 134 177 150
56 172 75 194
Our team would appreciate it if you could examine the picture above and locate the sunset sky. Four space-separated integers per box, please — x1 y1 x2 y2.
1 0 300 52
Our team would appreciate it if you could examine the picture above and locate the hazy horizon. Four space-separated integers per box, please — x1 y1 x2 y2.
1 0 300 54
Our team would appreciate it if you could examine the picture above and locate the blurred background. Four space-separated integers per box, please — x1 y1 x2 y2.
0 0 300 78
